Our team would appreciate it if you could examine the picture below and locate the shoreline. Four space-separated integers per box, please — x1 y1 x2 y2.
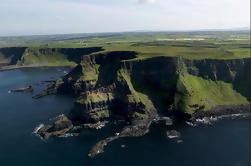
191 104 251 120
0 65 75 72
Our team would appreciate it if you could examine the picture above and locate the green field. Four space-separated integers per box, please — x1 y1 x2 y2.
0 31 250 61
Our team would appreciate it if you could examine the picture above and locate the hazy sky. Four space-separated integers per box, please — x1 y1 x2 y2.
0 0 250 36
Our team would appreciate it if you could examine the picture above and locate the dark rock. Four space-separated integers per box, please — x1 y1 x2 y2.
158 117 173 126
37 115 73 140
9 85 33 93
166 130 181 139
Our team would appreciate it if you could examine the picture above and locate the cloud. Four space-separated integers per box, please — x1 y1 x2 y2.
137 0 156 4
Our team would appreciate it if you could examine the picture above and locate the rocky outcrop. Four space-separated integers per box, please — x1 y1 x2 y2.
166 130 181 139
9 85 33 93
37 115 74 140
89 109 158 158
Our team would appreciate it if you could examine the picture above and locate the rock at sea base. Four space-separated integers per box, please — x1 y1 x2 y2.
37 115 74 140
165 118 173 126
9 85 34 93
158 117 173 126
166 130 181 139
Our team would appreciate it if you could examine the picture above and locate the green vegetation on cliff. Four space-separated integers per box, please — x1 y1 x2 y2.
175 74 249 114
20 48 76 66
0 47 103 69
119 68 156 116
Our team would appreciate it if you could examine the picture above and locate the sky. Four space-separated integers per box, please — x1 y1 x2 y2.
0 0 250 36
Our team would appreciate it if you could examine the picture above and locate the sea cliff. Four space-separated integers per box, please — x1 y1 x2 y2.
32 51 250 157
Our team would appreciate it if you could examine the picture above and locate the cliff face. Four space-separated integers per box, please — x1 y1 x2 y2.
0 47 103 67
0 47 27 65
56 51 156 123
54 52 250 124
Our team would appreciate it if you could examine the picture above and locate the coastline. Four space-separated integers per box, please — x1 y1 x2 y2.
34 103 251 158
87 105 251 158
192 104 251 120
0 65 75 72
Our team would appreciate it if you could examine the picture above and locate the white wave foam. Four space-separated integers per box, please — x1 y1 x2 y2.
32 124 45 140
185 121 197 127
168 135 179 139
33 123 44 134
50 114 64 121
58 133 74 138
57 114 64 118
196 117 212 125
196 113 250 125
96 124 105 130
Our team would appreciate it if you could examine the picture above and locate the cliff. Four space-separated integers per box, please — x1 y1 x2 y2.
0 47 103 69
32 50 250 157
52 52 250 122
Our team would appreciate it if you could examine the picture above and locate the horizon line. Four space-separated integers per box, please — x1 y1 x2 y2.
0 27 250 38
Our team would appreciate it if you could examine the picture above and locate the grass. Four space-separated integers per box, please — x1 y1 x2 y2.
76 93 114 105
0 52 10 63
98 41 250 60
0 47 103 68
21 50 77 66
0 31 250 61
119 68 155 112
175 74 250 114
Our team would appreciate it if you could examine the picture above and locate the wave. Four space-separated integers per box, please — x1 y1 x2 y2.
32 123 45 140
96 124 105 130
57 114 64 118
196 113 250 125
58 133 74 138
33 123 44 134
185 121 197 127
50 114 64 121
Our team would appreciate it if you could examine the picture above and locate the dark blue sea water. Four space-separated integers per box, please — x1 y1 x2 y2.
0 68 250 166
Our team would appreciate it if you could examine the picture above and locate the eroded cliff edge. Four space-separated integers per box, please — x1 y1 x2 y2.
35 51 251 157
0 47 103 70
